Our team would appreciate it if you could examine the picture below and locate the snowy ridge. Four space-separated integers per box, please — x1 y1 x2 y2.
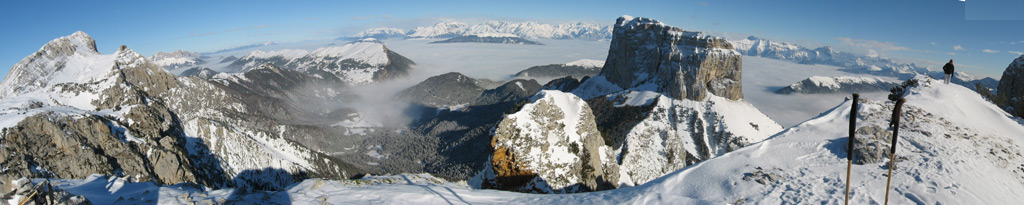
564 59 604 68
303 41 388 66
776 75 899 94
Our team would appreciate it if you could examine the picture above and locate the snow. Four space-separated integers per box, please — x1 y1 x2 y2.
307 42 389 66
904 76 1024 139
563 59 605 68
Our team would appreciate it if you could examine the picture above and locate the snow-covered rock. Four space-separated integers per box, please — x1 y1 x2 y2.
776 76 900 94
731 36 934 79
481 90 616 193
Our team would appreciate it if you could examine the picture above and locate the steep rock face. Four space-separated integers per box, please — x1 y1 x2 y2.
481 90 616 193
600 16 742 101
998 55 1024 107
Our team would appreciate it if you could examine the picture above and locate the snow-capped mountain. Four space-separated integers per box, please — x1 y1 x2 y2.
226 39 414 85
348 20 613 40
776 76 900 94
475 16 783 193
408 21 468 39
149 50 203 73
731 36 931 78
730 35 1000 91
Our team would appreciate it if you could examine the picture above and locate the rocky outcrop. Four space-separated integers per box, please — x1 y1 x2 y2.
481 90 617 193
852 125 893 165
600 16 743 101
998 55 1024 109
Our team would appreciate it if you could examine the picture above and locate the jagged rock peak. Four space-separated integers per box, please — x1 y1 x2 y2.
600 16 742 101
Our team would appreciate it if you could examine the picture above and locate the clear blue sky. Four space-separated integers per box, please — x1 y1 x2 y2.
2 0 1022 78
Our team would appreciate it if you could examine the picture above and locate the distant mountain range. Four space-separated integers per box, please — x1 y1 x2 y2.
730 36 998 90
342 20 613 40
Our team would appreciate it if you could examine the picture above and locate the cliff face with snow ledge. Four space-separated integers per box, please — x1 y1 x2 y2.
475 16 782 193
600 16 743 101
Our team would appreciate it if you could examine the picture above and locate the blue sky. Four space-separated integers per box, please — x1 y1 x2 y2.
1 0 1022 78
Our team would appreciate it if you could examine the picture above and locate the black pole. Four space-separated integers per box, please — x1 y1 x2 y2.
884 98 906 205
845 93 859 205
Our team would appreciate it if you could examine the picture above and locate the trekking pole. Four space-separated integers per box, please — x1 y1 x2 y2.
883 98 906 205
844 93 859 205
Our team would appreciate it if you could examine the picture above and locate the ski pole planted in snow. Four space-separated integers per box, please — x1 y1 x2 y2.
845 93 859 205
883 98 906 205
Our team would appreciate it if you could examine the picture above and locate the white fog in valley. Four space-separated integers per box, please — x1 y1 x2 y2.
740 56 897 127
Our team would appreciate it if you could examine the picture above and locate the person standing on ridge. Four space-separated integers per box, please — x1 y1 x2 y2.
943 59 955 84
